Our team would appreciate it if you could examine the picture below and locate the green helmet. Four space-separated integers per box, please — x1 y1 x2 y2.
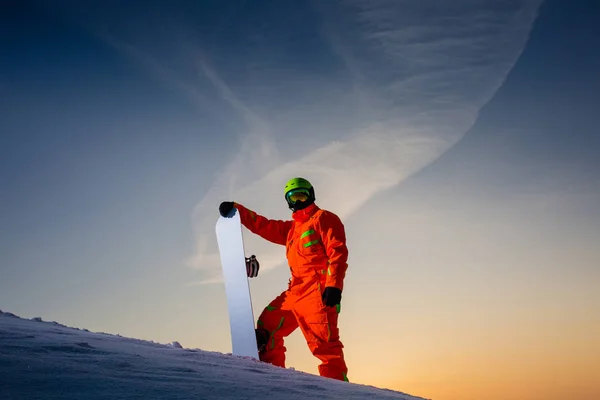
284 177 313 194
284 177 316 211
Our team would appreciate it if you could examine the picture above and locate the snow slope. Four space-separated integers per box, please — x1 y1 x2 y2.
0 311 425 400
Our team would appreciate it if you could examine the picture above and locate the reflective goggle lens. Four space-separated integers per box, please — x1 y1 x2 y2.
286 189 309 203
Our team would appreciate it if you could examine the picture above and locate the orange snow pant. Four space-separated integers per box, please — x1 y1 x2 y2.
256 283 348 382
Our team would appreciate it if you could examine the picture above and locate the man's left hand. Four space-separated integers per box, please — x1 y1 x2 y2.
322 287 342 307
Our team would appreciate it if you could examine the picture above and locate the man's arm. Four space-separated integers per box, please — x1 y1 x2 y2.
234 203 292 246
317 211 349 291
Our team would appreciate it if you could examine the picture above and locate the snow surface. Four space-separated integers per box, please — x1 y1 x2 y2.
0 311 426 400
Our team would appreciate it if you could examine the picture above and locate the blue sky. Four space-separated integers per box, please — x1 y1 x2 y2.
1 1 599 399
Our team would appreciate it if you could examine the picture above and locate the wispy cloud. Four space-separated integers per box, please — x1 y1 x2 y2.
72 1 541 284
98 34 213 113
185 1 542 283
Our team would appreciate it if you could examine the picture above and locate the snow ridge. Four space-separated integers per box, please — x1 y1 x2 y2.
0 310 426 400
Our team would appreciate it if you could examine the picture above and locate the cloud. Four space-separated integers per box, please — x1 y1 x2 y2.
186 1 542 282
68 1 541 283
94 34 214 113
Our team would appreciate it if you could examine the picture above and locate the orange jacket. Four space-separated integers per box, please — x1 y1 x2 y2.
234 203 348 292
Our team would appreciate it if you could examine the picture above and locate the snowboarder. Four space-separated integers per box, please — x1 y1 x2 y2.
219 177 349 382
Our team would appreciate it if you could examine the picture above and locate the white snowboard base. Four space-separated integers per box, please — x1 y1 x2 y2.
215 209 258 359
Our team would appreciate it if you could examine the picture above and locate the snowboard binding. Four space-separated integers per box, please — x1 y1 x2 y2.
245 255 260 278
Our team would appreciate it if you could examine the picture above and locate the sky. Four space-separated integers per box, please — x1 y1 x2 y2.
1 1 599 399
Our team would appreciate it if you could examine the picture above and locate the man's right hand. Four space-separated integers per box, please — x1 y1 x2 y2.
219 201 235 217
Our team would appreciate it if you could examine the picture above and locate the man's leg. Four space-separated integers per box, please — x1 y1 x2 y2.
295 286 348 381
256 291 298 368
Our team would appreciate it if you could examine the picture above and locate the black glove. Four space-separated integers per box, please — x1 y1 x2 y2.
322 287 342 307
219 201 235 217
245 255 260 278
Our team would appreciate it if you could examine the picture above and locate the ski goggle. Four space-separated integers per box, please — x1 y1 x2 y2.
286 188 310 204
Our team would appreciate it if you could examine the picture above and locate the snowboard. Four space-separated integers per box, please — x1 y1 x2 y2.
215 208 259 359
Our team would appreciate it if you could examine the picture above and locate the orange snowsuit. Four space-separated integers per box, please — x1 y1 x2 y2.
234 202 349 381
